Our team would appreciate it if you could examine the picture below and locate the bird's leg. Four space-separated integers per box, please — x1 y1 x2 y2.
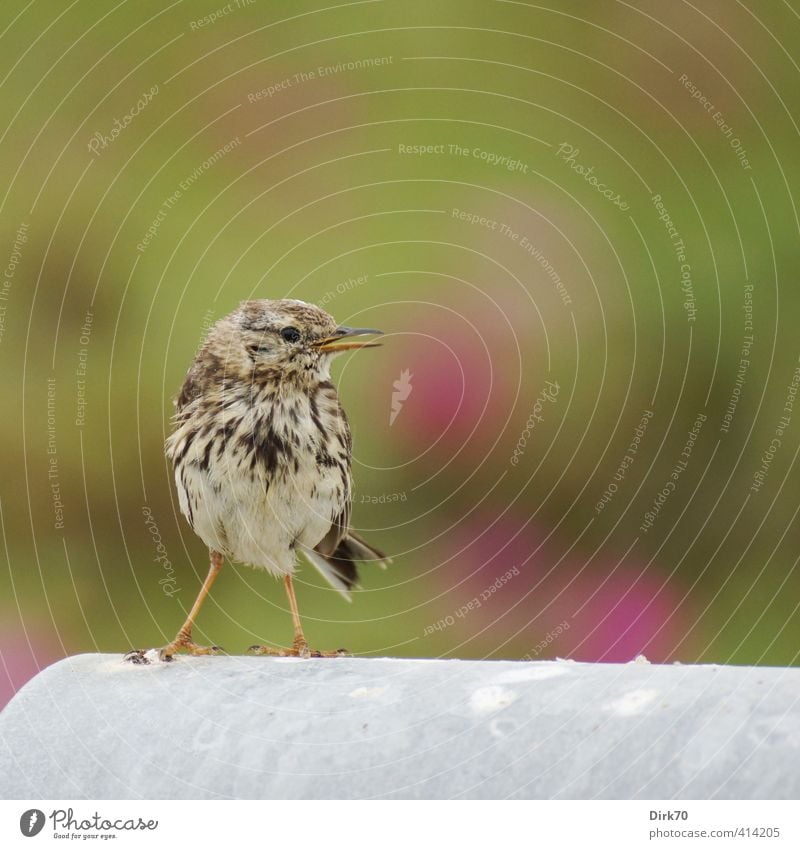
284 574 311 657
160 550 225 659
124 550 225 664
248 574 348 658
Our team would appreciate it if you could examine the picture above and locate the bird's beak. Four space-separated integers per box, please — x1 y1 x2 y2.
314 326 383 353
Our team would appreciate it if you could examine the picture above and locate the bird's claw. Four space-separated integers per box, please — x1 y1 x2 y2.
246 644 288 657
319 648 350 658
160 643 224 661
123 644 224 664
246 644 349 658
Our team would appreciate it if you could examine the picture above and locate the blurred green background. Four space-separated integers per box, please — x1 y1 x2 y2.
3 0 800 706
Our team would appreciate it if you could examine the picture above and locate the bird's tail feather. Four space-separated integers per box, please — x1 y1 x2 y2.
302 532 391 600
339 530 392 568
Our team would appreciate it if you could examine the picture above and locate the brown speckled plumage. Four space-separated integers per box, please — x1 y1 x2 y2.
126 299 388 663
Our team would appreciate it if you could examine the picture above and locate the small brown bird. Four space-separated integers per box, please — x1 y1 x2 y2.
126 299 389 663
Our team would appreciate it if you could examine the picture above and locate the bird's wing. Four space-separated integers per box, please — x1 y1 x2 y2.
175 363 203 413
314 500 350 558
175 347 226 414
305 478 353 600
313 392 353 556
304 390 392 597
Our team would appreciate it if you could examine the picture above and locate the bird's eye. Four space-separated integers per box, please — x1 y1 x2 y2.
281 326 301 343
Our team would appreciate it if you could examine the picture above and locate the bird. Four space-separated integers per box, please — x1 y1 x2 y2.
125 298 389 663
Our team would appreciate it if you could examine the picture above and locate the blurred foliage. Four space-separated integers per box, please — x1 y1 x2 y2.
3 0 800 704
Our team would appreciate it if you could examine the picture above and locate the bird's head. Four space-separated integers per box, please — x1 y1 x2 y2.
220 298 382 381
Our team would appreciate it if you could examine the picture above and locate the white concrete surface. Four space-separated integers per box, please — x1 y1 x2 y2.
1 654 798 799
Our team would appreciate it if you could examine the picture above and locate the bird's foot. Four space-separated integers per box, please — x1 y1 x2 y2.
247 638 348 659
123 638 224 665
159 640 225 661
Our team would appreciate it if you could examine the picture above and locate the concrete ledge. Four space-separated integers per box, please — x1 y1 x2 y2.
1 654 798 799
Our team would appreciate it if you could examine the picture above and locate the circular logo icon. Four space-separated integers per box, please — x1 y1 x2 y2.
19 809 45 837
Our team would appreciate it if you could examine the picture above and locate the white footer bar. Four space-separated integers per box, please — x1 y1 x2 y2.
1 800 796 848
